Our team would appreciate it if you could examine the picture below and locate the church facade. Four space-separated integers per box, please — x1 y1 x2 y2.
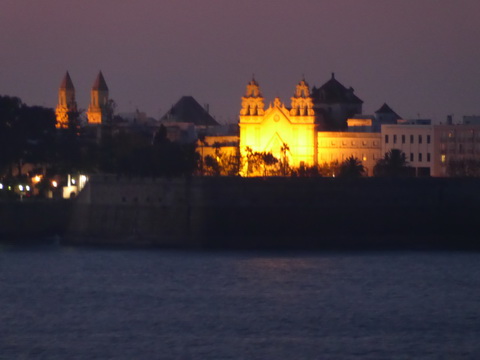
239 78 317 168
238 75 378 171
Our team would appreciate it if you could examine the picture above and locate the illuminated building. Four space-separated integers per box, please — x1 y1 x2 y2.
237 76 382 174
317 132 381 176
55 72 77 129
239 78 317 168
87 71 109 125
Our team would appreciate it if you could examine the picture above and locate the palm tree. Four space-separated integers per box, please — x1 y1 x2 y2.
338 156 365 178
373 149 412 177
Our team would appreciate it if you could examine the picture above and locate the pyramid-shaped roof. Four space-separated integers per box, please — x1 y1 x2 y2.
160 96 219 126
92 71 109 91
375 103 401 118
312 73 363 104
60 71 75 90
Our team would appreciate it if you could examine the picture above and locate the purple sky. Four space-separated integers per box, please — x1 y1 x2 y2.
1 0 479 123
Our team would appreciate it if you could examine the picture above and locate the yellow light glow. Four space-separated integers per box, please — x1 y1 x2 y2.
441 154 446 163
52 181 58 188
32 175 42 184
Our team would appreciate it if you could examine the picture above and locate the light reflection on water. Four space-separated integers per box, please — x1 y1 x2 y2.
0 246 479 359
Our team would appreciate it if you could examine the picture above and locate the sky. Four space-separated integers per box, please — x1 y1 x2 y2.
0 0 479 124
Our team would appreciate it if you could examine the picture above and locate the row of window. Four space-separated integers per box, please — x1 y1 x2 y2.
321 140 380 147
409 152 431 163
385 134 431 145
319 153 377 161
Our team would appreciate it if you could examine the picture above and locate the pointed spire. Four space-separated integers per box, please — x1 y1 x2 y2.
60 71 74 90
92 71 109 91
331 72 335 80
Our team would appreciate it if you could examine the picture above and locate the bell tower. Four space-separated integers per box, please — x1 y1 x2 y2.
87 71 109 125
240 77 265 116
290 78 314 117
55 71 77 129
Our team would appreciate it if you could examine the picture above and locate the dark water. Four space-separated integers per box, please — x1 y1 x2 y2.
0 246 479 359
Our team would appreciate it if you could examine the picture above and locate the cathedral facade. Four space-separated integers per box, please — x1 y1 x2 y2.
238 75 371 170
239 78 317 168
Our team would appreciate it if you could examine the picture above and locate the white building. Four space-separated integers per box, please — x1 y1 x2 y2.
381 125 434 176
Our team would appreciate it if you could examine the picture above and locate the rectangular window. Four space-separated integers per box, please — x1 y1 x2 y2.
427 135 431 144
427 153 431 162
362 141 367 146
393 135 397 144
385 135 389 144
410 153 414 162
419 135 423 144
410 135 414 144
402 135 405 144
441 154 446 163
419 153 422 162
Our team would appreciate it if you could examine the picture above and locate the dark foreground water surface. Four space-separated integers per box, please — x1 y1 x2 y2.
0 245 479 359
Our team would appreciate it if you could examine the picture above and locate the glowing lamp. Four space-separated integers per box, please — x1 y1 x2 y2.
52 181 58 188
26 185 31 191
0 183 3 190
18 185 24 191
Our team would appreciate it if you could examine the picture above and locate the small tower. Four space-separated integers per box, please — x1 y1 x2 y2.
87 71 109 125
55 71 77 129
290 78 314 116
240 77 265 116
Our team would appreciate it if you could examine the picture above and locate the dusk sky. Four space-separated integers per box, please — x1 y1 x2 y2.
1 0 479 123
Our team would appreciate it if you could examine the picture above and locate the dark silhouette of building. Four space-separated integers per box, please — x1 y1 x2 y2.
311 73 363 130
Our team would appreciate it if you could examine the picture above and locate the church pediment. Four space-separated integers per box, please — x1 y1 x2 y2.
263 106 292 125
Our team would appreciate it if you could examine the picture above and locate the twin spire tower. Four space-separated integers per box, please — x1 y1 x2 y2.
55 71 110 128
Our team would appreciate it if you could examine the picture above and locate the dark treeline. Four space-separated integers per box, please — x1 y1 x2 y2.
0 95 198 183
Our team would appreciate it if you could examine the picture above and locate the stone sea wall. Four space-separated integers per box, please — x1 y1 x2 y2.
0 200 71 242
63 176 480 249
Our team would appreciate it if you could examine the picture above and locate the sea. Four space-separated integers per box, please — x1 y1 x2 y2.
0 244 479 359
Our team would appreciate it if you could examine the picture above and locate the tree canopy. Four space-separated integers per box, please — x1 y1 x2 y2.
373 149 414 177
338 156 365 178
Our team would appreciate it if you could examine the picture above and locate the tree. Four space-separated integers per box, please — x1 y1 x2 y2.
295 164 321 177
280 143 290 176
318 161 340 177
0 96 57 177
373 149 413 177
338 156 365 178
